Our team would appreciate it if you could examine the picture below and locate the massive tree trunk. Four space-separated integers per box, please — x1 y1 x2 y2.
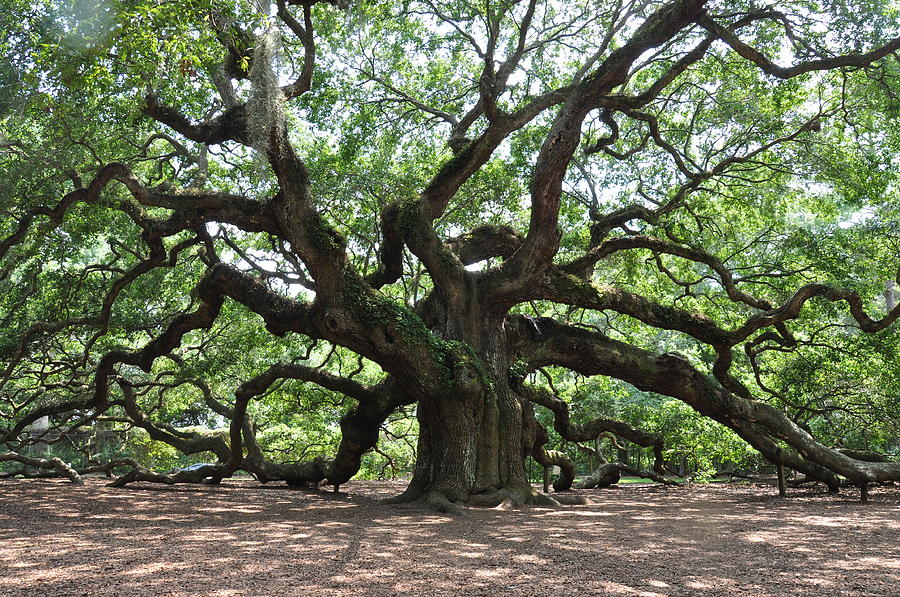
386 303 540 509
405 379 529 509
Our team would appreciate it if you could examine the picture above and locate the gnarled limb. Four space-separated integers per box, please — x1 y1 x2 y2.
735 281 900 339
511 317 900 487
142 95 250 146
698 12 900 80
120 380 231 463
536 269 733 346
446 225 523 265
523 404 575 493
567 235 771 309
0 161 279 277
276 0 316 99
537 265 900 356
0 451 83 485
489 0 709 299
521 382 665 479
0 458 139 481
576 462 678 489
109 463 226 488
234 363 408 488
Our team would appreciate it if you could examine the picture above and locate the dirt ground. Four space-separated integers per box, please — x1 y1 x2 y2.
0 478 897 597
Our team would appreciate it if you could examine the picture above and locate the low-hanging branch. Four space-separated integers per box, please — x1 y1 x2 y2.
509 315 900 489
0 451 84 485
576 462 679 489
519 382 665 476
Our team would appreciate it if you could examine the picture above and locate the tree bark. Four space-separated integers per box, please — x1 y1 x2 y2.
0 451 84 485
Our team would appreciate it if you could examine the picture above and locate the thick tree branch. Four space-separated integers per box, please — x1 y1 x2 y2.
277 0 316 99
509 317 900 485
142 94 249 146
119 380 231 462
493 0 708 297
698 13 900 79
0 451 83 485
537 267 733 346
445 225 523 265
521 382 665 474
576 462 678 489
741 282 900 337
568 234 772 310
235 363 383 404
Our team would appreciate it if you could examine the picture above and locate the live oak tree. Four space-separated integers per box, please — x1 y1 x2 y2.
1 0 899 510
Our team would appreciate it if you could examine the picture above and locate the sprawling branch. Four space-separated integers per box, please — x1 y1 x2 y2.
235 363 382 404
538 263 900 356
0 162 279 271
491 0 708 298
265 131 355 292
0 458 138 481
446 225 523 265
537 267 733 346
569 234 771 310
109 463 227 487
142 95 250 146
509 316 900 486
521 382 665 474
120 380 231 462
277 0 316 98
371 85 570 292
736 282 900 339
698 13 900 79
232 362 407 487
3 261 311 447
0 451 83 485
576 462 678 489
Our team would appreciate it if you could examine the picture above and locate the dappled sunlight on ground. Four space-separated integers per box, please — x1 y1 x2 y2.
0 479 897 596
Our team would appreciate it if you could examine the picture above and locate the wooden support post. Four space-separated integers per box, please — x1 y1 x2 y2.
542 466 550 493
860 482 869 503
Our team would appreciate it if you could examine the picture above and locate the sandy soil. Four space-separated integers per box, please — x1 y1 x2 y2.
0 478 897 596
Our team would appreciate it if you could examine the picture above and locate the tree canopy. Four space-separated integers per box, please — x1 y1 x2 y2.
1 0 899 509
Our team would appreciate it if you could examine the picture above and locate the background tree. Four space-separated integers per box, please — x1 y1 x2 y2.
1 0 899 509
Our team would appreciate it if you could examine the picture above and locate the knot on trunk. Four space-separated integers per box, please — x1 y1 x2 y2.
321 307 351 335
453 364 483 397
372 326 400 353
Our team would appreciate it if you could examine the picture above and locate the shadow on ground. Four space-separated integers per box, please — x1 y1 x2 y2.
0 479 897 596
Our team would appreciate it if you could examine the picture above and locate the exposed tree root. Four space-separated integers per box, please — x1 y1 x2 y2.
789 475 895 491
384 488 465 514
466 485 533 508
382 483 426 505
425 490 465 514
549 493 593 505
384 481 593 511
526 491 563 507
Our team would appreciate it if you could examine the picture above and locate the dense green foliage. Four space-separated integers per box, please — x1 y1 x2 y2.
1 0 898 492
